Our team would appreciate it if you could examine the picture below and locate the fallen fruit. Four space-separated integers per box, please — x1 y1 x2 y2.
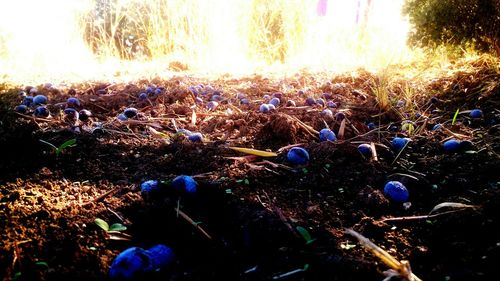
315 98 325 107
320 109 333 119
147 244 175 271
138 93 148 100
207 101 218 110
34 106 49 117
335 112 345 121
15 104 28 113
367 122 376 130
469 109 483 118
305 97 316 106
240 98 250 105
123 107 138 118
269 97 280 107
357 144 372 157
172 175 198 194
140 180 160 194
259 104 270 113
459 140 473 151
188 132 203 142
391 137 410 151
66 97 81 108
326 101 337 108
108 247 153 280
267 104 276 110
432 124 442 131
443 139 461 152
33 94 48 105
383 181 409 202
22 96 34 106
117 114 128 121
319 128 336 141
79 109 92 121
287 147 310 165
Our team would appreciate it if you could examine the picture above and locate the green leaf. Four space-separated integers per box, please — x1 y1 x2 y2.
108 223 127 232
296 226 315 244
58 138 77 150
94 218 109 231
452 108 460 125
35 261 49 269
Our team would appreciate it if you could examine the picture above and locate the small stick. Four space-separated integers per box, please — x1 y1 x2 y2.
175 207 212 240
378 209 466 223
370 142 378 162
81 187 120 206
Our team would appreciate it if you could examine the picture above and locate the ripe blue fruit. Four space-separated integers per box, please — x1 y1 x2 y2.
305 97 316 106
124 107 138 118
195 97 203 104
432 124 442 131
172 175 198 194
297 90 305 96
443 139 460 152
320 109 333 118
430 96 438 104
138 93 148 100
319 128 336 141
240 98 249 105
358 144 372 157
396 100 405 108
33 94 48 105
109 247 153 280
147 244 175 271
18 91 27 98
145 86 154 94
267 104 276 110
384 181 409 202
263 94 271 100
459 140 473 150
389 125 399 132
391 137 410 151
15 104 28 113
154 88 162 95
207 101 218 110
117 114 128 121
269 97 280 107
287 147 310 165
315 98 325 107
326 101 337 108
469 109 483 118
259 104 270 113
321 93 332 100
211 95 223 102
66 97 80 108
34 106 49 117
140 180 160 194
79 109 92 121
177 129 192 136
64 108 79 121
367 122 376 130
22 96 33 106
188 132 203 142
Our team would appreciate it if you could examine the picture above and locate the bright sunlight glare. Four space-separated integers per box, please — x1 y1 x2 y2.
0 0 414 84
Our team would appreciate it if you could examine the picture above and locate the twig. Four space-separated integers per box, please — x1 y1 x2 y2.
370 142 378 162
378 209 467 223
175 208 212 240
81 187 120 206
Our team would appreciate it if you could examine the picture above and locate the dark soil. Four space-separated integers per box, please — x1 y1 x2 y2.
0 68 499 281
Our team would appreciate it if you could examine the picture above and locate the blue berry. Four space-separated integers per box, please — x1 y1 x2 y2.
287 147 310 165
263 94 271 100
367 122 376 130
389 125 399 132
321 109 333 118
177 129 192 136
269 97 280 107
195 97 203 104
240 98 250 105
259 104 270 113
15 104 28 113
272 92 283 99
321 93 332 100
319 128 336 141
154 88 162 95
79 109 92 121
138 93 148 100
358 144 372 157
211 95 223 102
207 101 218 110
443 139 461 152
18 91 27 98
140 180 160 194
391 137 410 151
432 124 442 131
297 90 305 96
236 92 246 100
147 244 175 271
459 140 473 150
326 101 337 108
64 108 79 120
117 114 128 121
145 86 154 94
315 98 325 107
34 106 49 117
172 175 198 194
108 247 153 280
123 107 138 118
384 181 409 202
33 94 48 105
469 109 482 118
66 97 81 108
396 100 405 108
267 104 276 110
305 97 316 106
430 96 438 104
188 132 203 142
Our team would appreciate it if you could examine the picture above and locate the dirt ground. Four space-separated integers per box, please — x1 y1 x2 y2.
0 66 499 281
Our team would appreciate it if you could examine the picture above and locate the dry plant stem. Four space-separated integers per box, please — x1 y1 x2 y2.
379 209 469 223
370 142 378 161
345 229 422 281
175 207 212 240
81 187 120 206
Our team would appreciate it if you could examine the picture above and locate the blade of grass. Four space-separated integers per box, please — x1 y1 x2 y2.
228 147 277 157
452 108 460 125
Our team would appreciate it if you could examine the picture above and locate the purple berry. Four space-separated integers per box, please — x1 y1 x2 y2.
272 92 283 99
267 104 276 110
391 137 410 151
315 98 325 107
432 124 442 131
319 128 336 141
207 101 218 110
305 97 316 106
79 109 92 121
287 147 310 165
154 88 162 95
15 104 28 113
259 104 270 113
320 109 333 119
188 132 203 142
384 181 409 202
326 101 337 108
396 100 405 108
240 98 250 105
147 244 175 271
297 90 305 96
321 93 332 100
64 108 79 120
430 96 438 104
263 94 271 101
367 122 376 130
211 95 223 102
138 92 148 100
117 114 128 121
269 97 280 107
335 112 345 121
